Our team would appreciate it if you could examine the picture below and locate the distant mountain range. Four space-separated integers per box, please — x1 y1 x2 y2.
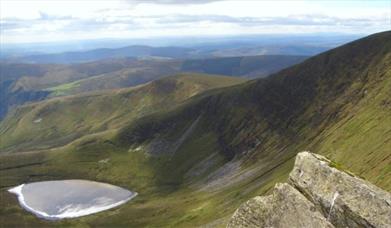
5 43 324 64
16 46 193 64
1 34 359 60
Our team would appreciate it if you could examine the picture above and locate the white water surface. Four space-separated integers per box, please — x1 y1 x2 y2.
8 180 137 220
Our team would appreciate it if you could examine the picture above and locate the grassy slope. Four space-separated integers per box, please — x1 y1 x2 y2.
0 32 390 227
0 73 245 153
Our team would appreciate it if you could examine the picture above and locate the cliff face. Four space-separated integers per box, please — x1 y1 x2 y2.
228 152 391 228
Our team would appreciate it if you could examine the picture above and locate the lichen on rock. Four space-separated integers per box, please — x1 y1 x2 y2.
227 152 391 228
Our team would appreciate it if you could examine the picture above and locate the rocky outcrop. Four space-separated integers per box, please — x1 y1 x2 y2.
228 152 391 228
227 182 333 227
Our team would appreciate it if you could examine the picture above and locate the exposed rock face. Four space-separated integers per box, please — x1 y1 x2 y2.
290 152 391 228
227 182 333 228
228 152 391 228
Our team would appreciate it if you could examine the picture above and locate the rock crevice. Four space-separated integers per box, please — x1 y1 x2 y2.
228 152 391 228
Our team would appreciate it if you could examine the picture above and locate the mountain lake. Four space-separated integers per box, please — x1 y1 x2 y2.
8 179 137 220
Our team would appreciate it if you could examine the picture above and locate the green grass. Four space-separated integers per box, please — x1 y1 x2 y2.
45 81 81 96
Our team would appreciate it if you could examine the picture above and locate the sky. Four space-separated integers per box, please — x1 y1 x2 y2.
1 0 390 44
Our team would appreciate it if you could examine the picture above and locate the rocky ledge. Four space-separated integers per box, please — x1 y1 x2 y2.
228 152 391 228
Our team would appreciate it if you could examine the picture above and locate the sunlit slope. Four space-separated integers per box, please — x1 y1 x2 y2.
0 73 246 153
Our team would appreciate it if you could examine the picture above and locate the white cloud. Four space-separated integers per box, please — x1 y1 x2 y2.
1 0 390 43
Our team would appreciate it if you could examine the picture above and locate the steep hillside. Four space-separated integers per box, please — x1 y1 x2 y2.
0 63 60 118
117 31 391 190
0 73 246 153
0 32 390 227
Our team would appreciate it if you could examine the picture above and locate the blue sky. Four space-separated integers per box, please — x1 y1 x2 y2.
1 0 390 43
